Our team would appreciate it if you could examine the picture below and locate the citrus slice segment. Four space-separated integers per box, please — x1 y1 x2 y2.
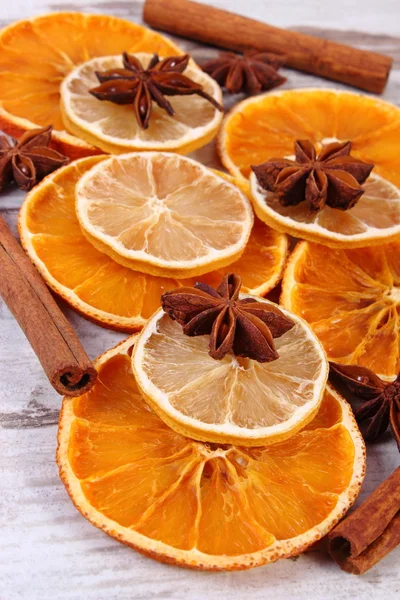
19 157 286 331
281 240 400 379
58 337 365 570
75 152 254 278
132 300 328 446
187 215 288 296
249 170 400 248
60 53 223 154
0 13 182 158
218 88 400 187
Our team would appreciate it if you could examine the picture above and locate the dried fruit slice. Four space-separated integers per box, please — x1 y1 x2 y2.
75 152 254 278
218 88 400 187
190 216 288 296
132 300 328 446
58 337 365 571
250 171 400 248
19 157 287 331
60 53 223 154
281 240 400 379
0 13 182 158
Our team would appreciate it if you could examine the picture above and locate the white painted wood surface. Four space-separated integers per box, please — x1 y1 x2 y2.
1 1 399 599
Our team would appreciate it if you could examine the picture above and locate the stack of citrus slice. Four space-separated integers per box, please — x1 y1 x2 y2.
0 13 224 157
19 153 288 330
58 336 365 570
0 13 182 157
60 53 223 154
219 89 400 248
6 13 288 332
17 134 365 570
217 88 400 377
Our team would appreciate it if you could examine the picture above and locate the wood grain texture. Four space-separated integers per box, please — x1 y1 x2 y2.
1 1 399 599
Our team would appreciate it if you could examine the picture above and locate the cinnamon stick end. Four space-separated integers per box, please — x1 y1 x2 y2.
327 534 361 574
327 468 400 575
52 364 98 397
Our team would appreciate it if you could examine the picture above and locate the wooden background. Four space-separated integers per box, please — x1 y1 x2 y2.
1 1 399 599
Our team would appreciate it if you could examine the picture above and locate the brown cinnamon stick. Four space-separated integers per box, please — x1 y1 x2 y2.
143 0 393 94
0 215 97 396
328 467 400 574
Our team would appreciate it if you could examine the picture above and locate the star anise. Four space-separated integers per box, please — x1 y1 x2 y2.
329 362 400 452
251 139 374 212
0 126 68 193
89 52 224 130
201 50 286 95
161 273 294 362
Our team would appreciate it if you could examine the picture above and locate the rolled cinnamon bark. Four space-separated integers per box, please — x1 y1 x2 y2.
0 215 97 396
143 0 393 94
328 467 400 574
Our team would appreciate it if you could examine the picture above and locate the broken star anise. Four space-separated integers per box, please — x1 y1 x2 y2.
161 273 294 362
89 52 224 130
251 139 374 212
201 50 286 95
0 126 68 193
329 362 400 452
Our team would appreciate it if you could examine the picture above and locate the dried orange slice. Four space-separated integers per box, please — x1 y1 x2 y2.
281 240 400 379
189 218 288 296
218 88 400 188
0 13 181 158
58 336 365 570
132 300 328 446
219 89 400 248
249 171 400 248
75 152 254 278
19 157 287 331
60 53 223 155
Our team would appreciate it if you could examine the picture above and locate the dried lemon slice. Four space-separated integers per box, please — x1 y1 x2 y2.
75 152 254 278
132 297 328 446
60 53 223 154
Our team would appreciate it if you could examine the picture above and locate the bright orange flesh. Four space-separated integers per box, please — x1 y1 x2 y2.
19 157 287 331
282 241 400 378
0 13 181 155
58 339 364 569
220 90 400 188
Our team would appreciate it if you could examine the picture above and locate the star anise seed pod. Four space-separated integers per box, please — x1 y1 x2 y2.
251 139 374 212
201 50 286 95
89 52 224 130
329 362 400 452
161 273 294 362
0 126 69 193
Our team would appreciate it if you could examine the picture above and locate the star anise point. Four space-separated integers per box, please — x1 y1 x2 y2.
252 139 374 213
162 273 294 363
89 52 224 130
202 49 286 96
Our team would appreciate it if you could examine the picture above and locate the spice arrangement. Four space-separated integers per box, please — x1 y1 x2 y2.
201 50 286 95
0 0 399 581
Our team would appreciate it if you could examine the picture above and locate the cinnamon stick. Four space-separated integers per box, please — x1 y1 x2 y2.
0 215 97 396
143 0 393 94
328 467 400 574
